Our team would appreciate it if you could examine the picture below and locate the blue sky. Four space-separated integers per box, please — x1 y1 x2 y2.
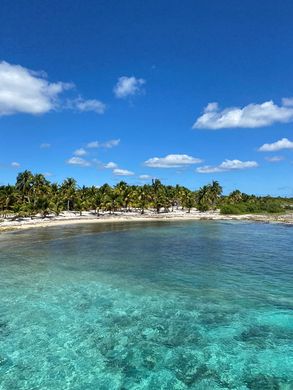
1 0 293 196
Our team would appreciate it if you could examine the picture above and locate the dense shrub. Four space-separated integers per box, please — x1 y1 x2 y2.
260 201 283 213
220 204 245 215
220 200 284 215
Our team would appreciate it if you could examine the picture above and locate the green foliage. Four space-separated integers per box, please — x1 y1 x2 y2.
220 199 284 215
196 181 223 211
220 204 244 215
0 172 290 219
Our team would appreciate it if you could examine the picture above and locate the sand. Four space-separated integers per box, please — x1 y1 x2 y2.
1 209 293 233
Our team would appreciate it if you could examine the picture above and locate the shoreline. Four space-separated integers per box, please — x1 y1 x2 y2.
1 210 293 233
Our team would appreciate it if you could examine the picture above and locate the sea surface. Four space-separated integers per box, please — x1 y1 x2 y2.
0 221 292 389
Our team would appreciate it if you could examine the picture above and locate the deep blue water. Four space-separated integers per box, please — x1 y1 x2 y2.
0 221 292 389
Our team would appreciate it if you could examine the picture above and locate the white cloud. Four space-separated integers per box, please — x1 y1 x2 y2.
72 98 106 114
0 61 106 117
282 97 293 106
0 61 73 116
104 162 118 169
144 154 203 168
193 99 293 129
219 160 258 170
11 161 20 168
74 148 87 156
113 76 145 98
43 172 53 177
139 174 152 180
86 139 120 148
113 168 134 176
102 139 120 148
204 102 219 112
87 141 99 148
66 157 91 167
40 143 51 149
258 138 293 152
265 156 284 162
197 159 258 173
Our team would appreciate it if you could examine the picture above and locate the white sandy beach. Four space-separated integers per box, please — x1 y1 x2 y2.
1 209 293 232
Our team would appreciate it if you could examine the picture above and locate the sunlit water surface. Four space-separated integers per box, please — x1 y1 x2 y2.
0 221 292 389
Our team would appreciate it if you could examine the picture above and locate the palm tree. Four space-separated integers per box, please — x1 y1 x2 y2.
135 185 151 214
48 183 63 216
228 190 243 204
0 185 18 218
115 181 133 211
210 181 223 208
151 179 167 213
61 178 77 211
15 170 34 203
182 192 195 213
101 191 122 214
196 184 212 211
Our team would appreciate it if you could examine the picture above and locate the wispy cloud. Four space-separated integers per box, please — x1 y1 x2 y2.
197 159 258 173
139 174 152 180
66 157 91 167
145 154 203 168
102 139 120 148
86 141 99 148
71 97 106 114
282 97 293 106
193 99 293 129
40 143 51 149
86 139 120 149
74 148 87 156
265 156 284 162
11 161 20 168
258 138 293 152
113 76 145 98
104 162 118 169
113 168 134 176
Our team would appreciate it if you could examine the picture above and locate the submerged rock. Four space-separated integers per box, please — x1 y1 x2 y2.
245 374 288 389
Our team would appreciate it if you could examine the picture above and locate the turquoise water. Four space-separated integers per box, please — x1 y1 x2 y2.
0 221 292 389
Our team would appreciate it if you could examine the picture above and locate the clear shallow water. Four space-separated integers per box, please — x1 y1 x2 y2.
0 221 292 390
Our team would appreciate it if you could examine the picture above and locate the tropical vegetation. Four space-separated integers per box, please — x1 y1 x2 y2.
0 171 291 219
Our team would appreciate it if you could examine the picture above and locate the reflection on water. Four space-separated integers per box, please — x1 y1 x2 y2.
0 221 292 389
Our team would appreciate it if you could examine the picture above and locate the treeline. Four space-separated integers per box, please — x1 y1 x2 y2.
0 170 291 218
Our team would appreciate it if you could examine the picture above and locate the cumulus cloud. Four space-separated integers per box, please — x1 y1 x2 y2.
104 162 118 169
0 61 73 116
113 76 145 98
265 156 284 162
86 139 120 149
197 159 258 173
74 148 87 156
11 162 20 168
113 168 134 176
0 61 106 117
144 154 203 168
258 138 293 152
40 143 51 149
72 98 106 114
193 100 293 129
66 157 91 167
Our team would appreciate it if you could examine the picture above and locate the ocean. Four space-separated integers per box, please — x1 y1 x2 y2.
0 221 292 389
